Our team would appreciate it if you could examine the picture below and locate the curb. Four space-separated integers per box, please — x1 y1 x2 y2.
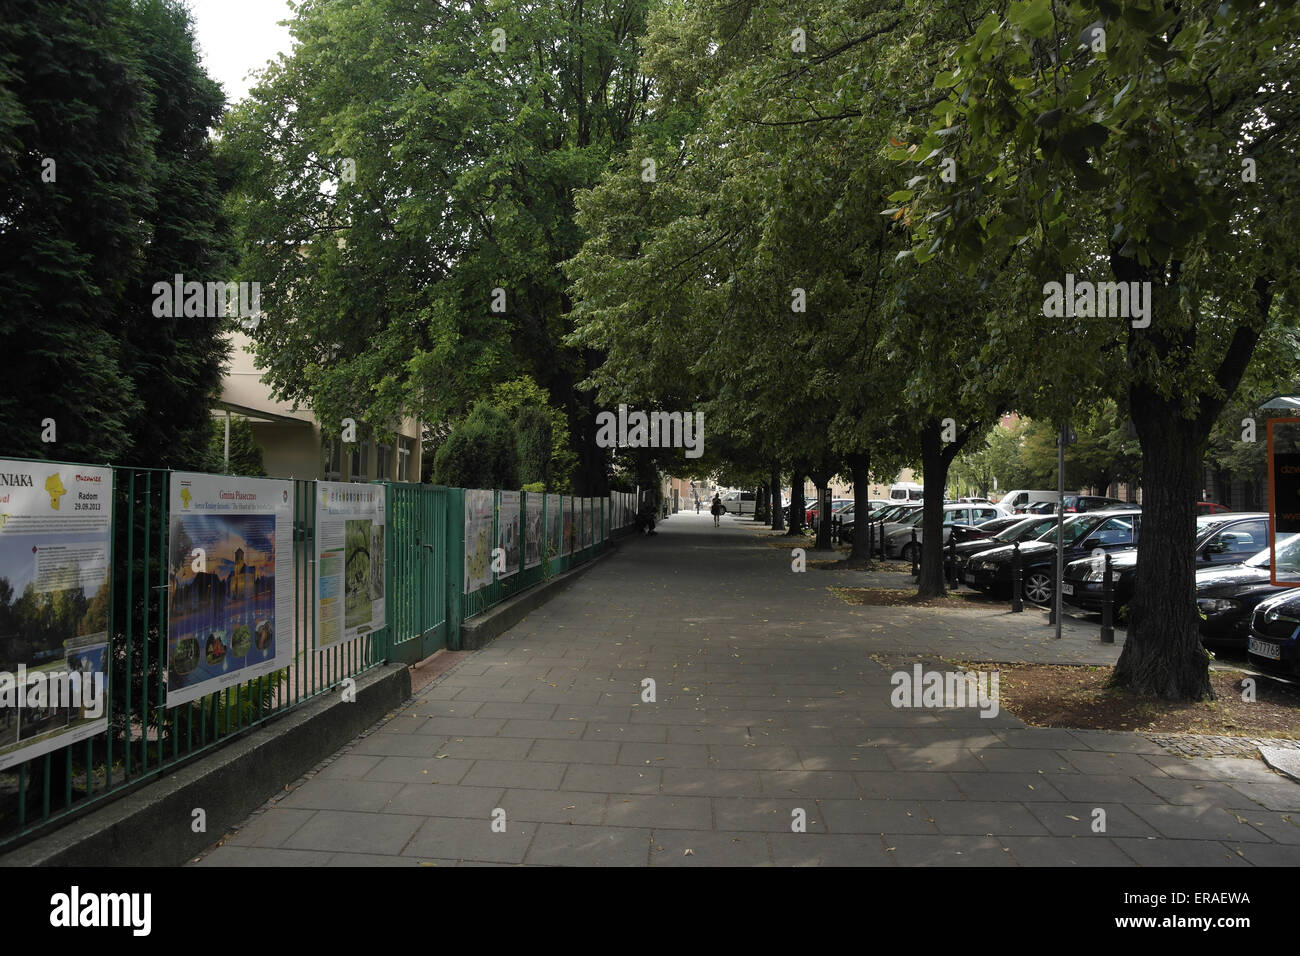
0 662 411 867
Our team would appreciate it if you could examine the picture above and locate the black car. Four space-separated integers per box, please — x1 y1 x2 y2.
1060 513 1271 622
1247 587 1300 676
949 514 1060 571
960 510 1142 605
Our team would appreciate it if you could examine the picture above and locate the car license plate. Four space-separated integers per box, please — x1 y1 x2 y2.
1249 637 1282 660
1061 583 1074 596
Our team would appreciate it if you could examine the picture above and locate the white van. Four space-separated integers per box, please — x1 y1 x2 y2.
889 482 924 502
720 490 756 514
996 490 1059 515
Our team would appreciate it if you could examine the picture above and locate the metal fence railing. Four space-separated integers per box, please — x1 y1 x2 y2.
0 454 640 850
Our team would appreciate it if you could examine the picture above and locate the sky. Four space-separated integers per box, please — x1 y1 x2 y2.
185 0 296 106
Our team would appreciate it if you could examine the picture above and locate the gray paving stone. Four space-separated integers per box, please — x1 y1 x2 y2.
525 824 651 866
1025 802 1161 838
561 763 662 794
278 779 404 812
946 773 1067 802
1223 842 1300 865
472 702 558 721
315 754 384 780
759 770 862 799
883 748 989 773
708 745 803 770
1001 836 1134 866
881 835 1015 866
283 810 425 855
349 733 451 758
967 749 1077 774
325 852 454 866
657 768 761 797
417 716 508 737
922 800 1050 836
386 784 504 818
1056 750 1174 776
766 832 894 866
403 817 536 864
616 742 711 768
818 799 938 834
713 797 828 833
225 807 316 847
602 793 713 829
1224 780 1300 811
197 846 334 866
461 759 567 790
498 788 607 825
582 722 669 743
649 829 771 866
410 699 484 717
794 747 894 773
1038 773 1165 804
430 735 534 761
1128 804 1273 842
362 755 473 785
1109 837 1250 866
499 718 588 740
527 738 620 765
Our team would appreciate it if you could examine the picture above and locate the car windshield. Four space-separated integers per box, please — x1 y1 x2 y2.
1245 533 1300 571
1032 513 1113 546
994 516 1056 542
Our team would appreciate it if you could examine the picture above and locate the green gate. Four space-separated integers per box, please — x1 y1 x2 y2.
383 483 449 662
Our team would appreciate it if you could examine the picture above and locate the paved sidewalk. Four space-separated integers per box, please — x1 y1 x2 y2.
195 512 1300 866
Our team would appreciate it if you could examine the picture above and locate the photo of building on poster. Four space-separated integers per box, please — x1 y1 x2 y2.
316 482 386 652
498 491 520 578
464 489 494 593
165 473 294 708
562 496 575 555
0 460 112 771
525 494 543 569
546 493 562 561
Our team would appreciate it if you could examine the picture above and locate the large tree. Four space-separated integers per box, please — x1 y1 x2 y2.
221 0 654 493
898 0 1300 697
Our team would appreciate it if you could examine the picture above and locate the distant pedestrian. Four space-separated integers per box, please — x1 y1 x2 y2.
710 494 724 526
695 496 701 514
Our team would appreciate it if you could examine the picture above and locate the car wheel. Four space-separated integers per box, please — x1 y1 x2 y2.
1024 571 1053 606
901 542 919 563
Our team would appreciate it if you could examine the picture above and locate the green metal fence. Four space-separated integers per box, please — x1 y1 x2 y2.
0 460 637 850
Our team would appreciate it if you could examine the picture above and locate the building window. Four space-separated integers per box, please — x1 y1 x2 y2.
349 431 370 482
376 441 393 481
397 437 413 482
324 437 343 481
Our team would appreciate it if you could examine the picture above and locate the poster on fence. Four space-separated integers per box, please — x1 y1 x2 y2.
498 491 520 578
562 496 575 555
0 460 112 771
583 498 594 549
315 482 385 653
464 489 494 593
165 473 294 709
546 493 562 560
524 494 543 569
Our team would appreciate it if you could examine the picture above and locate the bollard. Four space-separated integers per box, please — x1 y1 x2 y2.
947 535 958 590
1100 553 1115 644
910 527 919 576
1011 542 1023 613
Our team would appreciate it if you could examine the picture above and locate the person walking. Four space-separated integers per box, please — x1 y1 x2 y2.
710 494 724 527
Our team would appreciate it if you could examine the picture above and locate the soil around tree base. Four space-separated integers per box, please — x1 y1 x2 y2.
965 663 1300 739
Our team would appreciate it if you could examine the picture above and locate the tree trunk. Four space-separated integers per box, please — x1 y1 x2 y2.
1112 397 1213 699
847 451 872 561
814 483 832 550
770 467 785 531
785 471 805 535
916 421 948 598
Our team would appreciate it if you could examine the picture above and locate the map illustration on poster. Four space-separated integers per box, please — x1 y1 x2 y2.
498 491 520 578
464 489 494 593
0 459 112 771
165 473 294 708
546 493 562 561
316 482 386 652
524 494 543 569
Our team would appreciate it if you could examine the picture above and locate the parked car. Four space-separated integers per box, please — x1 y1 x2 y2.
1062 495 1127 512
960 510 1143 605
1196 500 1232 515
1060 513 1271 622
1247 587 1300 676
889 482 924 502
950 514 1062 573
1194 531 1300 648
884 503 1004 560
721 490 756 514
995 489 1061 515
